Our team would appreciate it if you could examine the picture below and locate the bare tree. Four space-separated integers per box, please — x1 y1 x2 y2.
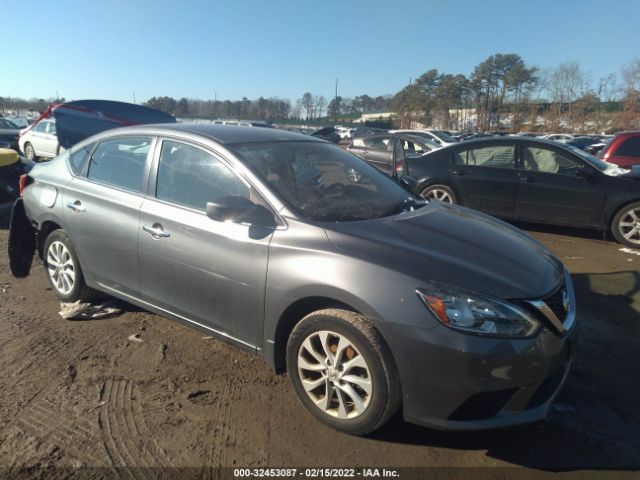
546 61 587 131
300 92 314 120
314 95 326 121
620 57 640 129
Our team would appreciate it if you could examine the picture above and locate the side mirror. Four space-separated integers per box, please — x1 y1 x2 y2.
206 196 276 227
0 148 19 168
576 167 594 179
206 196 255 222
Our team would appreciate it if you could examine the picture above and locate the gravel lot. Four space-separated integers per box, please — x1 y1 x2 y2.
0 212 639 478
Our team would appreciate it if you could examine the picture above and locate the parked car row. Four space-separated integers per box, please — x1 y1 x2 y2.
347 134 640 247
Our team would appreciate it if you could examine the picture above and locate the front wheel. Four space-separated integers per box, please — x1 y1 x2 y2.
612 202 640 247
420 184 457 203
43 230 97 303
286 309 400 435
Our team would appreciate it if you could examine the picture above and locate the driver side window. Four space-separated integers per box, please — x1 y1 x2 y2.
522 146 581 175
156 140 250 211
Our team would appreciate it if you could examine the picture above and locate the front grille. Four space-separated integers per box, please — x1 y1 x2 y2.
542 286 568 322
448 388 517 421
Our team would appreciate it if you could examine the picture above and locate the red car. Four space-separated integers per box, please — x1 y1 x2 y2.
599 131 640 167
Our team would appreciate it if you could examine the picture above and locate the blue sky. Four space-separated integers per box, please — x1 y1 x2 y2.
3 0 639 103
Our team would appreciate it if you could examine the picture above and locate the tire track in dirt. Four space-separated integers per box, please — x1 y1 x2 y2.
16 396 104 466
202 378 243 479
100 378 169 479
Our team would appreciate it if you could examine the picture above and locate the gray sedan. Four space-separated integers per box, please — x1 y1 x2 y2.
10 124 577 434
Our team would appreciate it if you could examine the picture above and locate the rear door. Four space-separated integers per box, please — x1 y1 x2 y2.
63 136 153 296
42 121 59 156
138 139 272 344
450 142 519 217
349 135 393 174
515 143 606 227
29 121 49 155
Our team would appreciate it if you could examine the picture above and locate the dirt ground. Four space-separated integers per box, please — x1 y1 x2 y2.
0 212 639 479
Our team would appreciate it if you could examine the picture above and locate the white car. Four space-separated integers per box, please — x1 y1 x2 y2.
335 126 353 141
19 119 59 161
389 129 457 147
541 134 575 143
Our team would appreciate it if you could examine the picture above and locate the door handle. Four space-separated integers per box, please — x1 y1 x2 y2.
143 224 171 238
66 201 86 212
521 175 536 183
452 169 467 176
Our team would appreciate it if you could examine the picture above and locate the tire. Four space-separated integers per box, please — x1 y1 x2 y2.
43 229 96 303
286 309 401 435
612 202 640 247
24 143 38 162
420 184 457 204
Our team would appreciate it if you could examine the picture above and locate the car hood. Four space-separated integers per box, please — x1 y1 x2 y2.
323 202 564 300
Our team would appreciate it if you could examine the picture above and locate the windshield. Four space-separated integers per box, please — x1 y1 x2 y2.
566 145 610 171
230 141 416 222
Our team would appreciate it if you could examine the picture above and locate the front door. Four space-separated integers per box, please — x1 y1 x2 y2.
515 143 606 227
138 139 272 344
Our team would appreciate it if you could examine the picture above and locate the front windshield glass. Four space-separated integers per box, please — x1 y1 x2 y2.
230 141 416 222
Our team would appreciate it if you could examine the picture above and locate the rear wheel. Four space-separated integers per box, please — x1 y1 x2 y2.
612 202 640 247
43 230 96 303
420 184 457 203
286 309 400 435
24 143 38 162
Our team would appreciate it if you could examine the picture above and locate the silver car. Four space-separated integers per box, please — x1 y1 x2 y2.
10 124 577 434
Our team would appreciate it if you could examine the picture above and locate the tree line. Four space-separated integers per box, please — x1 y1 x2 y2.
2 54 639 132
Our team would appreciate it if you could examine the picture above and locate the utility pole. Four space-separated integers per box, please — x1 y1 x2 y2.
334 77 338 123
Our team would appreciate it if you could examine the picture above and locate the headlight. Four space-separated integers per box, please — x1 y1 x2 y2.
416 283 540 338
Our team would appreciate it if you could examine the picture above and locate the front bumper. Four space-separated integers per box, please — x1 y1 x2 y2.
376 311 578 431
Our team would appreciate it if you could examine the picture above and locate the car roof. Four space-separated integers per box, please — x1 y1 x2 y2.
444 136 573 149
94 123 325 145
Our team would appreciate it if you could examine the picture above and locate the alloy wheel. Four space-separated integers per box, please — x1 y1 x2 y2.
297 330 372 419
46 241 76 295
345 167 362 183
423 187 453 203
618 207 640 245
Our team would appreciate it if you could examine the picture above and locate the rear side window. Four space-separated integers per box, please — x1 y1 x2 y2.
615 137 640 157
87 137 151 192
34 122 48 133
156 140 249 211
68 142 95 174
455 145 515 169
362 136 392 151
